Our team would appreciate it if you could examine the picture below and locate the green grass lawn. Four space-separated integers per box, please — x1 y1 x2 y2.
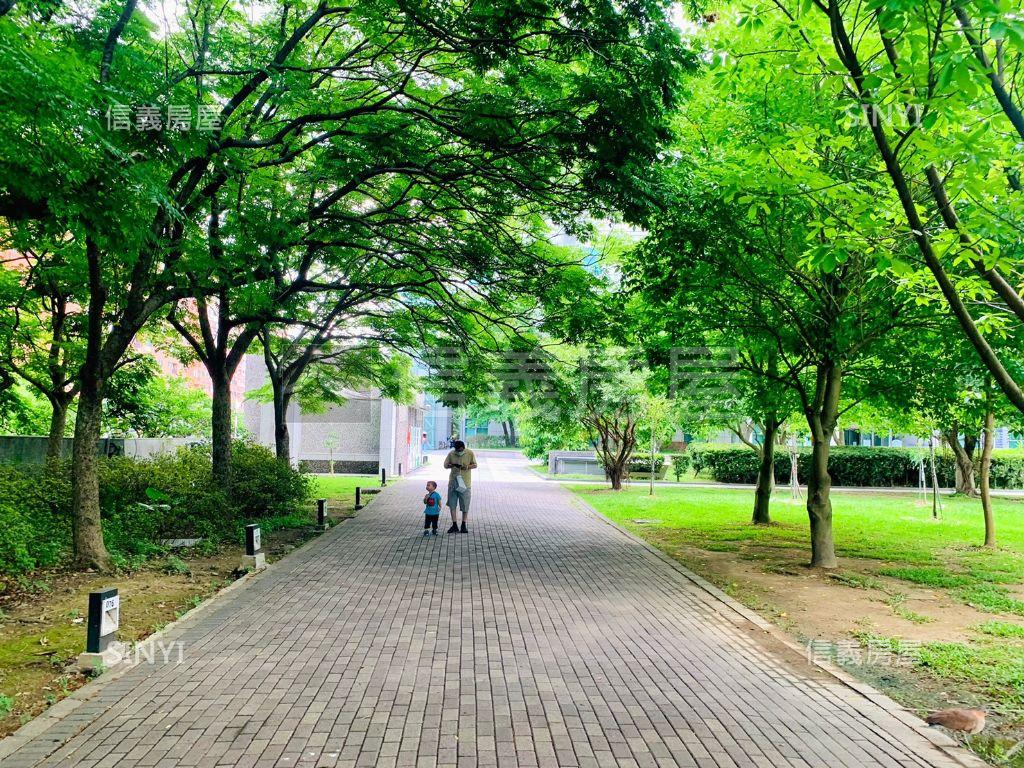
571 483 1024 743
572 484 1024 569
312 475 378 513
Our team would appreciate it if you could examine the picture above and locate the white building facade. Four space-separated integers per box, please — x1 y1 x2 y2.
241 356 427 475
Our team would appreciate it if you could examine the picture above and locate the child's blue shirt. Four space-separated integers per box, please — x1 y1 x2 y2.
424 491 442 515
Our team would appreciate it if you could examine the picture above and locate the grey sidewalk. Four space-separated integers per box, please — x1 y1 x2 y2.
0 454 982 768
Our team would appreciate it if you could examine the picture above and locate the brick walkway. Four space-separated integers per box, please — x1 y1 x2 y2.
1 453 979 768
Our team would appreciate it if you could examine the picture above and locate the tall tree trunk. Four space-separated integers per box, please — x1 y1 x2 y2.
46 398 68 463
71 238 113 571
962 433 978 491
508 420 517 447
604 435 627 490
500 421 510 447
945 425 978 496
262 336 291 463
596 424 633 491
607 462 625 490
71 382 112 571
804 361 841 569
929 438 941 519
272 385 292 464
752 417 778 525
789 439 801 500
981 409 996 548
806 433 837 567
211 373 232 488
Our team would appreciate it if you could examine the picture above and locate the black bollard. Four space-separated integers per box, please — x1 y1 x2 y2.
245 524 262 556
78 586 125 671
242 524 266 570
380 467 386 486
316 498 327 528
86 588 120 654
355 486 362 510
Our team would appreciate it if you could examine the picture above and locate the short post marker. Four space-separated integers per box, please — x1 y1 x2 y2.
380 467 386 486
78 587 126 672
355 486 362 510
241 523 266 571
316 498 328 529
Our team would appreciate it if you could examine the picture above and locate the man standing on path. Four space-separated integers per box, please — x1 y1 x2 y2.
444 439 477 533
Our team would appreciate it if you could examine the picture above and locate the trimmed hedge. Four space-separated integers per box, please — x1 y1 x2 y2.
688 444 1024 489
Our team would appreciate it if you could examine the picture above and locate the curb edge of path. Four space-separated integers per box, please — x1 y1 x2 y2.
0 490 392 766
564 488 991 768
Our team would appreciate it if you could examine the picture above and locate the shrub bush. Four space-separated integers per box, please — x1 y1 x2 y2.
688 444 1024 489
671 454 689 481
594 455 667 477
0 440 311 576
228 441 312 522
0 464 69 574
518 427 591 460
465 435 515 449
145 445 227 538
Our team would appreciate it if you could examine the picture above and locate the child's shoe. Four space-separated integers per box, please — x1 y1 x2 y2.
422 530 429 537
431 529 438 536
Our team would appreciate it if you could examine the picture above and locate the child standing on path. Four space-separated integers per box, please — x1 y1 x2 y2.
422 481 442 536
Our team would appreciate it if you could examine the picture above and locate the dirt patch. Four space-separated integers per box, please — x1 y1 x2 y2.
648 535 993 644
0 551 237 738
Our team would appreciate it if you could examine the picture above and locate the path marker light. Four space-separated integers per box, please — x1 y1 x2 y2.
355 487 362 510
316 498 328 529
242 524 266 571
380 467 387 486
78 587 126 672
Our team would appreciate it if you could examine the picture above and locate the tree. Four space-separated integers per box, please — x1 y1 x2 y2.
1 0 685 569
514 397 591 460
861 318 1018 546
516 346 654 489
638 393 676 495
757 1 1024 420
466 400 519 447
104 372 212 438
0 246 86 462
625 24 921 565
0 383 53 436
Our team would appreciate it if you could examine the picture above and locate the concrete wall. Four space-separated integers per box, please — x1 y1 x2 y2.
0 436 195 464
121 438 198 459
0 436 117 464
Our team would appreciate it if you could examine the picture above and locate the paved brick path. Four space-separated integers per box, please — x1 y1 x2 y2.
1 453 979 768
